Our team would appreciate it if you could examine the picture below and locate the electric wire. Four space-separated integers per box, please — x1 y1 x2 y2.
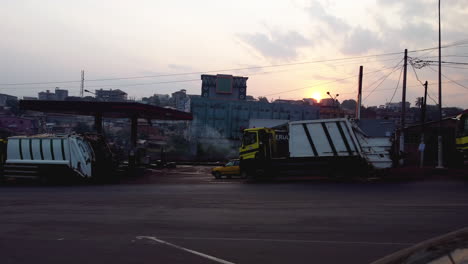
362 59 404 102
2 41 468 87
388 66 404 104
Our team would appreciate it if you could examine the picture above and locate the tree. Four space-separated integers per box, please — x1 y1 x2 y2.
257 96 269 103
341 99 357 110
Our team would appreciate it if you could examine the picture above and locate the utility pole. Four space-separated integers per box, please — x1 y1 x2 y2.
437 0 444 168
399 49 408 166
419 81 428 168
80 70 85 97
356 65 363 120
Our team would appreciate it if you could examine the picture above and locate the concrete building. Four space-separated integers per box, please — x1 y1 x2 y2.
0 116 39 135
386 102 411 111
0 94 18 107
201 74 248 101
38 88 68 101
190 97 320 140
95 89 127 102
54 88 69 100
171 89 191 112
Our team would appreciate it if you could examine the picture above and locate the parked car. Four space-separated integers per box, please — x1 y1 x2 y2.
212 159 240 179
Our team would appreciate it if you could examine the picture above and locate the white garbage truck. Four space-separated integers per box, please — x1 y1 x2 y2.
2 134 114 182
239 118 393 178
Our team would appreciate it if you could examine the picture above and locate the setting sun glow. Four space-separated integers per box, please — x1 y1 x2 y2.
311 92 322 102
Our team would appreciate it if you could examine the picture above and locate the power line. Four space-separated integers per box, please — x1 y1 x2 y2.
409 63 426 86
363 59 404 92
262 64 400 97
2 42 467 87
427 65 468 90
389 67 404 104
362 60 404 102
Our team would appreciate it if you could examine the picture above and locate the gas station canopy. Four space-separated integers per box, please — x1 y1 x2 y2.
19 100 193 120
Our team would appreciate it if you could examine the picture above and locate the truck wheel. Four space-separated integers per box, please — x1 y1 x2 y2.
214 172 221 179
240 171 248 179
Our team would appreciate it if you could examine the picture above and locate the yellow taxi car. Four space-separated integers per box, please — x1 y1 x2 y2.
212 159 240 179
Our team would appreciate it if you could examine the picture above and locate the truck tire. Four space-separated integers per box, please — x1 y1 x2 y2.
214 172 221 179
240 170 248 179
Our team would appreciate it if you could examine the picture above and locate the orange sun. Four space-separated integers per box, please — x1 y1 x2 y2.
311 91 322 102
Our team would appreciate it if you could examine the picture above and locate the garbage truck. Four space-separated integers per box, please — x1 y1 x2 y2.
239 118 392 178
1 134 114 182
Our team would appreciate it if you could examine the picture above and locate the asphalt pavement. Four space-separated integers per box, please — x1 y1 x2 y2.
1 167 468 264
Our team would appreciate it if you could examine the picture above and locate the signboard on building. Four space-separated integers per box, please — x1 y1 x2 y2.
216 75 233 94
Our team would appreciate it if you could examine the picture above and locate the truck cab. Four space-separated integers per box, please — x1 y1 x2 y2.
239 128 278 177
456 110 468 161
239 128 276 161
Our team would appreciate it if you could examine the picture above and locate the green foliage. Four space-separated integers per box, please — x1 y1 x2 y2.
341 99 357 110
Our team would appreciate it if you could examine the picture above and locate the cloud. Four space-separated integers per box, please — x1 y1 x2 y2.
341 27 383 55
238 30 312 60
307 0 350 34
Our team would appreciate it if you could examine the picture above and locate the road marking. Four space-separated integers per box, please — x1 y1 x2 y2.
136 236 236 264
382 203 468 207
156 236 413 246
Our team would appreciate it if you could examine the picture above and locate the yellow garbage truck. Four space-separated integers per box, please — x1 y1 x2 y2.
239 118 392 178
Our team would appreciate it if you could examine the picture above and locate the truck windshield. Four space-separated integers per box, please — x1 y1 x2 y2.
242 132 257 146
457 114 468 137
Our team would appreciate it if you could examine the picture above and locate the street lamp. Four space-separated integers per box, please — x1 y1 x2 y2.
326 91 339 106
327 91 340 117
84 89 95 95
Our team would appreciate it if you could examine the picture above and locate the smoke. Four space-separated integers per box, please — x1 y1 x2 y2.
193 125 240 161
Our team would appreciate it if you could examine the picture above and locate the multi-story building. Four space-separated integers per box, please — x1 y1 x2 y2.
200 74 248 101
171 89 191 112
190 97 320 140
38 88 68 101
0 116 39 135
385 102 411 111
191 74 320 140
54 88 69 100
0 93 17 107
95 89 127 102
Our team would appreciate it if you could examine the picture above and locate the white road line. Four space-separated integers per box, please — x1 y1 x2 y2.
155 236 413 246
382 203 468 207
136 236 236 264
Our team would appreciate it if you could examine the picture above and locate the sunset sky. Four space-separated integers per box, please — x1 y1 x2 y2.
1 0 468 108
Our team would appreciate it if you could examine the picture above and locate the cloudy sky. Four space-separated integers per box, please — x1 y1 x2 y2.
1 0 468 108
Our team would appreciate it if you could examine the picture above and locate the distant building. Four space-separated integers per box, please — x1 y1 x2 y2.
358 119 395 137
190 97 320 140
272 99 304 105
248 119 289 129
0 93 18 107
95 89 127 102
201 74 248 101
171 89 191 112
22 96 37 100
318 98 342 119
303 98 318 106
385 102 411 111
54 88 69 100
0 116 39 135
38 88 68 101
